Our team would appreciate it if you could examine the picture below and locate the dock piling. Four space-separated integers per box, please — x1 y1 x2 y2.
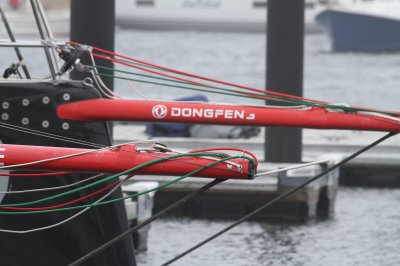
70 0 115 90
265 0 305 163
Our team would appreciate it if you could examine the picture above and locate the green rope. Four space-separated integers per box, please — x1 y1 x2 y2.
0 155 253 214
94 64 357 108
93 65 296 103
92 65 297 105
0 152 239 208
99 73 290 102
92 65 400 116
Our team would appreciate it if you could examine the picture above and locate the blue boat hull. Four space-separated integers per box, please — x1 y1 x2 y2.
316 9 400 51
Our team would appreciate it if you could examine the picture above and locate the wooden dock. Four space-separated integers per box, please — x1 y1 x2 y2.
125 159 339 221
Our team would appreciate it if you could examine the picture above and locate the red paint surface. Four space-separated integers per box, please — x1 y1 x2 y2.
57 99 400 132
0 144 253 180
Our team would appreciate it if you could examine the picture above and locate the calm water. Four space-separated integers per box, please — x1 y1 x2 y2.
137 188 400 266
2 29 400 265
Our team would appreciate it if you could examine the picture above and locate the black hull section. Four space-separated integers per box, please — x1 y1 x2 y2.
0 81 136 266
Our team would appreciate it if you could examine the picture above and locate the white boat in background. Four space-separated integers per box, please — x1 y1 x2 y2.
116 0 325 33
316 0 400 51
0 0 69 37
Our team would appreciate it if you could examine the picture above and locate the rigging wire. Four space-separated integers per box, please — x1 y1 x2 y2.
88 44 328 104
0 40 393 262
0 153 251 208
0 171 71 177
0 155 250 214
1 179 122 211
0 173 104 194
90 51 308 104
87 44 400 116
0 140 157 170
90 63 400 116
90 64 291 103
68 132 397 266
0 155 248 233
69 42 400 117
66 158 335 266
67 178 226 266
0 40 396 222
0 121 253 181
0 174 133 234
0 121 105 148
159 132 397 266
0 121 253 210
1 121 246 174
0 41 398 265
90 64 329 108
189 147 258 168
88 49 121 99
255 158 331 177
91 53 329 108
123 73 150 100
0 157 332 214
0 119 251 171
92 68 298 104
92 70 400 127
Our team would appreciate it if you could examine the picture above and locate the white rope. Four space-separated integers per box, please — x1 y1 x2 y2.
0 173 104 194
0 140 157 170
123 73 150 100
88 49 122 99
255 159 331 177
357 111 400 123
0 121 103 148
0 121 245 174
0 174 133 234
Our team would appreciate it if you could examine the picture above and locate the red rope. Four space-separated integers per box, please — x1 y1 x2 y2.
92 53 295 103
90 45 327 104
69 42 400 116
0 172 71 177
1 180 121 211
93 53 210 86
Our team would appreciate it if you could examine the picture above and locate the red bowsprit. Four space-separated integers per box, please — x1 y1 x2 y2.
0 143 255 180
57 99 400 132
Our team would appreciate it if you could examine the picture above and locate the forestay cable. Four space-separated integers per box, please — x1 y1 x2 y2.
160 132 397 266
68 178 226 266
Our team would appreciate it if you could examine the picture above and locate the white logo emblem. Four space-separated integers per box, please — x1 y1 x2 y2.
152 105 168 119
